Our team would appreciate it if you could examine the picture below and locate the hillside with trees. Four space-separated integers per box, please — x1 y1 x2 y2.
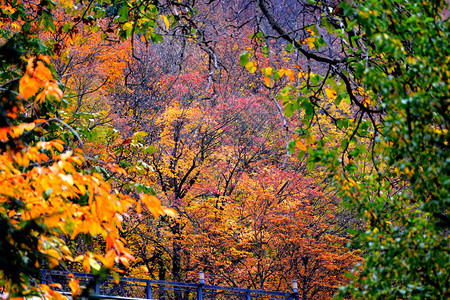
0 0 448 299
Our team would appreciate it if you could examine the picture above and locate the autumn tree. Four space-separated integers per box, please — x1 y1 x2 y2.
182 164 360 299
95 3 362 296
0 0 179 297
227 0 449 298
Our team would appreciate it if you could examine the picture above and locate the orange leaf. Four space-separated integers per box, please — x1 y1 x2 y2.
325 88 337 101
69 278 81 298
49 283 63 289
19 74 41 99
104 249 116 268
136 201 142 214
164 208 178 218
82 256 91 272
296 139 307 151
263 76 273 88
140 194 165 218
34 61 53 81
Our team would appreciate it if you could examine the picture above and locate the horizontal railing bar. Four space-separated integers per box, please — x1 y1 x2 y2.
61 292 149 300
43 270 294 297
202 285 290 296
89 295 152 300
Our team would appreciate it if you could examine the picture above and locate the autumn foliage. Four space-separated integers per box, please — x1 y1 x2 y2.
12 0 439 299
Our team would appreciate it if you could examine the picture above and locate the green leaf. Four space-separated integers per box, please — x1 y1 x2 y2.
335 94 343 105
342 92 351 104
311 74 321 85
307 160 316 172
337 118 349 130
340 138 349 150
297 150 306 160
301 100 314 119
240 52 249 66
286 43 294 53
284 103 294 117
151 33 163 43
288 140 296 154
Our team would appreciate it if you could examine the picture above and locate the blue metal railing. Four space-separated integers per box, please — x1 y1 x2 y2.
41 270 299 300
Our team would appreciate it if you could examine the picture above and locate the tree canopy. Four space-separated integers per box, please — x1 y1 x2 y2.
0 0 448 299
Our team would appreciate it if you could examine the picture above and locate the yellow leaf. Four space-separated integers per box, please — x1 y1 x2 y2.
74 255 84 262
325 88 337 101
45 249 61 268
89 257 101 271
406 56 416 64
305 37 315 49
245 61 257 73
11 22 20 31
61 245 71 255
59 174 74 186
123 22 133 32
298 71 306 78
160 15 170 30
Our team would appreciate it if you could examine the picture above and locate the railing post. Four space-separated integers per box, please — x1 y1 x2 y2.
94 280 100 295
246 290 251 300
146 280 152 299
292 280 299 300
40 270 46 285
197 271 204 300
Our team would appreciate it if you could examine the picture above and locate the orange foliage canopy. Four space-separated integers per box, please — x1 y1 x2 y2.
0 56 172 299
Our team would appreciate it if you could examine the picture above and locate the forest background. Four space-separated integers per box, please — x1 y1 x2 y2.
0 0 448 299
